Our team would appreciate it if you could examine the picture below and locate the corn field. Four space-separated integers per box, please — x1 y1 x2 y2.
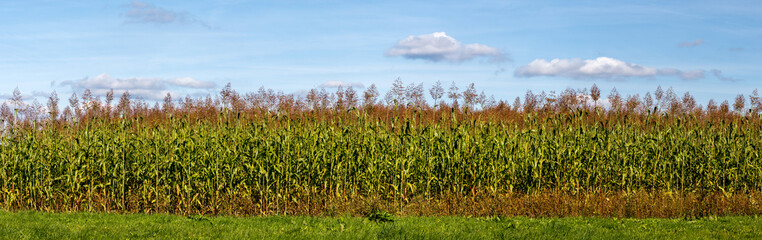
0 83 761 216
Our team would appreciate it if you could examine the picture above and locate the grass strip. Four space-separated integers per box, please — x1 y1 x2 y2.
1 211 760 240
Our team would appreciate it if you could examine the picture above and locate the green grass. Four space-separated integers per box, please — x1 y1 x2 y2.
1 211 761 240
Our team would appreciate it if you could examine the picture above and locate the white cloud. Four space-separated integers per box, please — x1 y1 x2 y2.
167 77 216 88
32 91 52 98
318 80 364 89
679 39 704 47
124 1 214 29
61 73 216 100
514 57 704 80
386 32 508 62
65 73 165 90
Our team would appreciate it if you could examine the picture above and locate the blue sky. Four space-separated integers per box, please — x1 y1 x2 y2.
1 0 760 106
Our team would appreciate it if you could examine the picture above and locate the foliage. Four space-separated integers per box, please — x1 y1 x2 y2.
0 82 760 216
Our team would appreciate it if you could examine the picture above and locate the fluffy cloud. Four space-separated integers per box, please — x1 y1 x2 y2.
167 77 216 88
318 80 364 89
61 73 216 100
386 32 508 62
514 57 704 80
679 39 704 47
65 73 164 90
124 1 213 29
